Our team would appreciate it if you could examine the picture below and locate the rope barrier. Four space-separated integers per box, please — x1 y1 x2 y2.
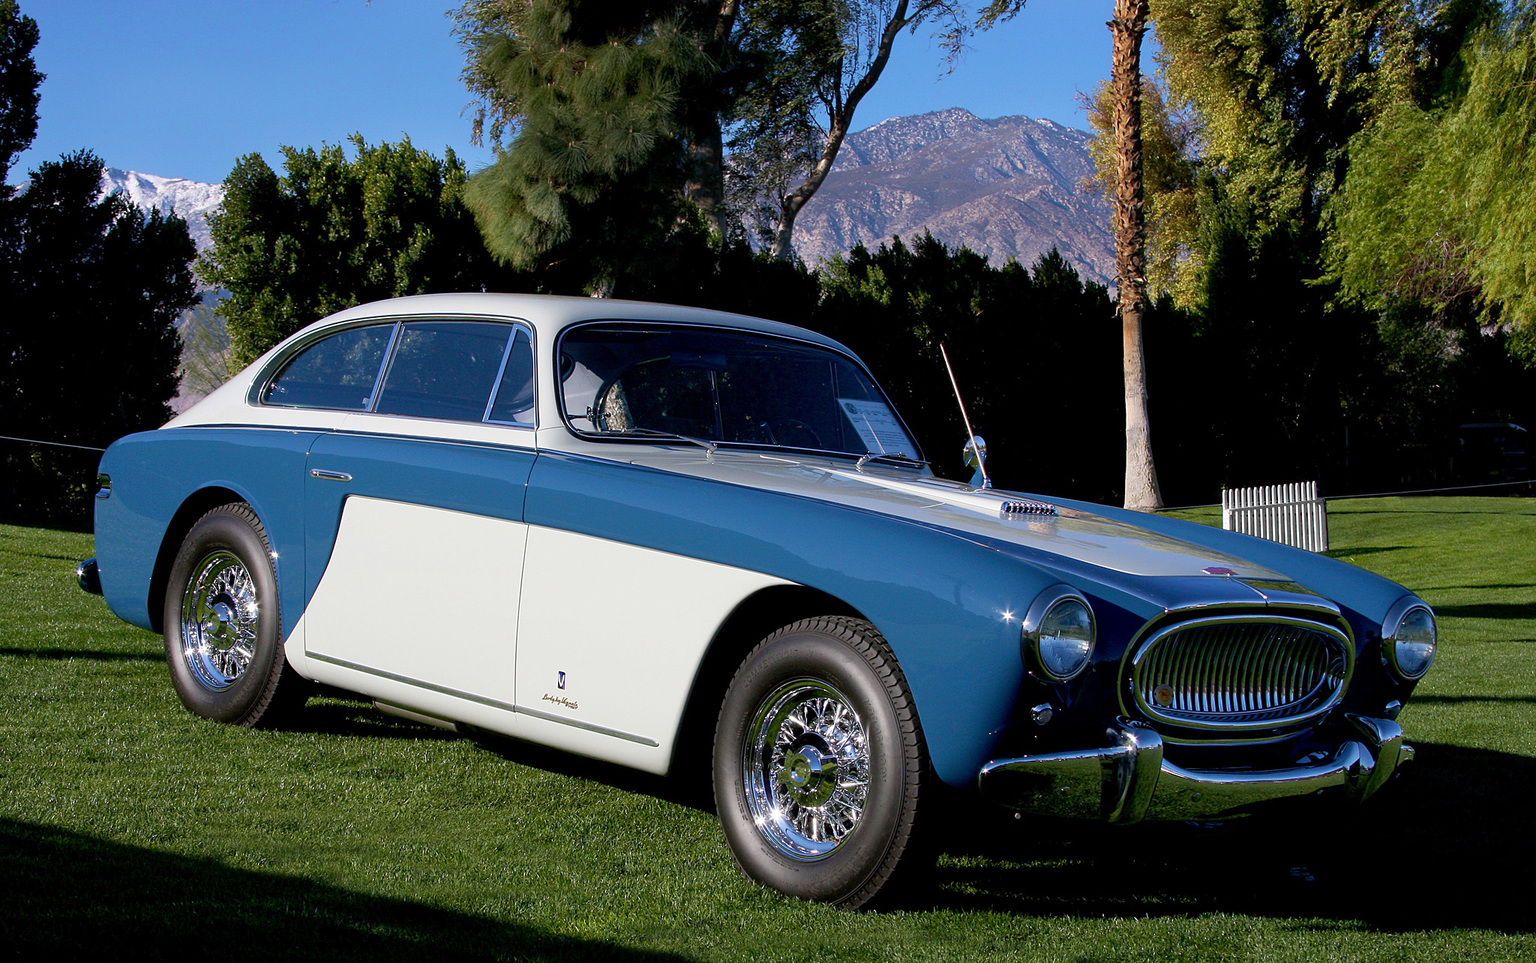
0 434 106 453
3 433 1531 504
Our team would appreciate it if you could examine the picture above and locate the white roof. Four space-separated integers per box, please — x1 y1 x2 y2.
310 293 848 353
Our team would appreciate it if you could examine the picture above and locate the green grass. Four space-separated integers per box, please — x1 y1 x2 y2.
2 498 1534 960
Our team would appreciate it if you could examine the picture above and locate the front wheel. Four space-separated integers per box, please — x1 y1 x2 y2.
163 503 306 726
712 617 932 908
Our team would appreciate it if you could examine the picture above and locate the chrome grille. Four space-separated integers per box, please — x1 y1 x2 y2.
1129 615 1352 731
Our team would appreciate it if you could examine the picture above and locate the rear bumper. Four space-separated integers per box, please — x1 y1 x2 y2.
977 715 1410 824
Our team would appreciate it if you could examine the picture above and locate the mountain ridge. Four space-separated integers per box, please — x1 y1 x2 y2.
791 107 1113 286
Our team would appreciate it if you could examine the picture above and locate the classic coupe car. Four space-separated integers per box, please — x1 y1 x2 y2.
81 293 1436 908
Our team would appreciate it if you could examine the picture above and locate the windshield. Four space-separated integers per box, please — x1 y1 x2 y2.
559 324 920 460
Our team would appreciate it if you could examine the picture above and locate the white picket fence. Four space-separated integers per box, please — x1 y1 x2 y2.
1221 481 1329 552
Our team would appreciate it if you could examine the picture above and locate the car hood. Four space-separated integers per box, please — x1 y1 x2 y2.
611 447 1286 581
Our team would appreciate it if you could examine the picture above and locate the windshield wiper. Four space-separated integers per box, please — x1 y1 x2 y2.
855 451 928 471
608 427 718 453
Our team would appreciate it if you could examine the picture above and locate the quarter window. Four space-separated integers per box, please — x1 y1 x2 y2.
262 324 394 410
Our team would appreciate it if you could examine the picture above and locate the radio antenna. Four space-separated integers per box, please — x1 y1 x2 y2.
940 343 991 489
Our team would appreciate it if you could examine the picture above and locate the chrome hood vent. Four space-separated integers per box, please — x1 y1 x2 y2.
1127 614 1353 733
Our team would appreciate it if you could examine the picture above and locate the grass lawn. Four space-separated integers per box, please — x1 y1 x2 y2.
2 496 1533 961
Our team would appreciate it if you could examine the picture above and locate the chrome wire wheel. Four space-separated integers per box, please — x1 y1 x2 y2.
744 678 871 861
179 550 260 691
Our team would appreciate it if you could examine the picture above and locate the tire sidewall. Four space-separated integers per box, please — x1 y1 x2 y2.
714 623 912 905
163 506 284 725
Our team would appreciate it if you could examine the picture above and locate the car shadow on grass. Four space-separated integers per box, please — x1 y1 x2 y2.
0 818 696 961
0 646 163 662
929 741 1533 932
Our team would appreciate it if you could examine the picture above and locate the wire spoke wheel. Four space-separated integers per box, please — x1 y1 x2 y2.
745 679 871 860
180 551 260 690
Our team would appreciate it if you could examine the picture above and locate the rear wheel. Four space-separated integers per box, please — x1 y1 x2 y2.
163 503 306 726
712 616 932 908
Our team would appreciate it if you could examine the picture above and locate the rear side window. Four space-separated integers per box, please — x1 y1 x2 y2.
263 324 394 410
373 321 511 421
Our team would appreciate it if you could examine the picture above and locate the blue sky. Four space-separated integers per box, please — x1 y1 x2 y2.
11 0 1119 186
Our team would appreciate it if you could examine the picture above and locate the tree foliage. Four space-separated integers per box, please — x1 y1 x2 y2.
454 0 725 294
0 0 40 191
1330 2 1536 357
201 136 515 368
1151 0 1421 233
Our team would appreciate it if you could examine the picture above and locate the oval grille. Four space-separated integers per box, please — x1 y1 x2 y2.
1129 616 1352 731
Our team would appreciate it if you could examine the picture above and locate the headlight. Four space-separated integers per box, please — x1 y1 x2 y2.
1022 586 1096 681
1382 598 1436 681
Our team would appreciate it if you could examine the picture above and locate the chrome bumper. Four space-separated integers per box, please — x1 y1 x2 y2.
977 715 1411 824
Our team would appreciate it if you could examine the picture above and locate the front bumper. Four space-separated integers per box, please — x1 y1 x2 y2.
977 715 1410 824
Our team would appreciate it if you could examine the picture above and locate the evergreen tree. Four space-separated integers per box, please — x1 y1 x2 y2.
454 0 720 295
200 136 517 368
1 151 196 522
0 0 40 192
814 235 1120 496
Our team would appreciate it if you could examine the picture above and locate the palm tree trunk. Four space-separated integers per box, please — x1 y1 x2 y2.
1111 0 1162 511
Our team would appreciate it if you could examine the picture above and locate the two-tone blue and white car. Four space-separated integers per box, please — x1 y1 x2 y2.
81 293 1437 908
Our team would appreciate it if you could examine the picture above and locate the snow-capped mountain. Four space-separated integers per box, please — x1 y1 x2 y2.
99 167 223 255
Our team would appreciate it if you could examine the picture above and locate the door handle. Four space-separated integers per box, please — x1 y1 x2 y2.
309 469 353 482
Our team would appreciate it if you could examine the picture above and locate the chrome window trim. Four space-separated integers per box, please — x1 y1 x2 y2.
364 321 405 412
552 318 925 464
1123 612 1356 733
483 324 538 428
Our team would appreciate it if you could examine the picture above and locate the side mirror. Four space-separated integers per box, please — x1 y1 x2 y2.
963 435 990 489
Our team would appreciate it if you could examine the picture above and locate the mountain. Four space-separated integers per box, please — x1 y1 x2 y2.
789 108 1114 287
100 167 224 256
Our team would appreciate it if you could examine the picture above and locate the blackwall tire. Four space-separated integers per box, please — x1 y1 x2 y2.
162 503 306 727
712 616 932 908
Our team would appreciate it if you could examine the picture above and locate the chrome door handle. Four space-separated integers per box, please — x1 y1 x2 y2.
309 469 353 482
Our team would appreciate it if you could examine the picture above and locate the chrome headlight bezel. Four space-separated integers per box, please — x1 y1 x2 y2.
1021 585 1096 682
1381 597 1437 681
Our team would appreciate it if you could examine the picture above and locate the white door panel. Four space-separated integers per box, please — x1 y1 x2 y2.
304 496 526 705
516 526 789 761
